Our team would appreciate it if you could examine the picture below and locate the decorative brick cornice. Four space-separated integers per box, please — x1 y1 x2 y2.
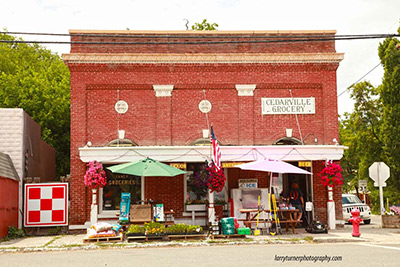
236 84 256 96
63 53 344 64
153 85 174 97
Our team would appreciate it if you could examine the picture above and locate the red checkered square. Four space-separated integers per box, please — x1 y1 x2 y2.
40 199 52 210
52 210 64 222
29 210 40 222
52 187 64 199
29 188 41 199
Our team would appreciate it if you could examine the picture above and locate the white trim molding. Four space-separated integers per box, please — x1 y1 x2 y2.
63 53 344 64
153 85 174 97
236 84 256 96
79 145 347 164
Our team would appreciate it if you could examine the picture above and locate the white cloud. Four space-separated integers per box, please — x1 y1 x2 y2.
1 0 399 114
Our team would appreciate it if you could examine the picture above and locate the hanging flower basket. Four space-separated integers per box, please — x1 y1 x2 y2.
206 162 226 193
318 161 343 187
84 161 107 189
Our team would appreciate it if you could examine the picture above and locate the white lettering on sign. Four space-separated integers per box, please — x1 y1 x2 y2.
261 97 315 115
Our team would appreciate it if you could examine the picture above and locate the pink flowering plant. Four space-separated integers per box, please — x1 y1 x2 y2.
319 161 343 187
84 161 107 189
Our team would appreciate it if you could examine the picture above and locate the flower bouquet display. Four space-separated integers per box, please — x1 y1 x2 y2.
84 161 107 189
318 161 343 187
84 161 107 225
206 161 226 193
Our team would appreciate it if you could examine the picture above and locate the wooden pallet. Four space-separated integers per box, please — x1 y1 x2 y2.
167 234 206 241
210 234 246 240
127 235 164 242
83 235 123 243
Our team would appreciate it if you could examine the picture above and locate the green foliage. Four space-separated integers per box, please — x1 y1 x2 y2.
0 31 70 177
339 81 384 193
126 224 146 234
166 223 187 234
7 226 25 239
378 26 400 191
165 223 203 234
191 19 219 31
144 222 165 235
339 24 400 211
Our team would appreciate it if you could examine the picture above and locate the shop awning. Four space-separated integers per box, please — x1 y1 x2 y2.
79 145 346 164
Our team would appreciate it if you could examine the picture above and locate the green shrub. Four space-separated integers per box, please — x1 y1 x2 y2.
8 226 25 239
166 223 187 234
126 225 145 234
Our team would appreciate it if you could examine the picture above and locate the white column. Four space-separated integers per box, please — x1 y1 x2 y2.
90 188 98 226
327 185 336 230
208 189 215 224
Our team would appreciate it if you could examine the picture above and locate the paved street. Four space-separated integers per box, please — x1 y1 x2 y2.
1 243 399 267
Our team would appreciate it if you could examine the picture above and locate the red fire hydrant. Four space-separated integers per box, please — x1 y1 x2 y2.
349 208 363 237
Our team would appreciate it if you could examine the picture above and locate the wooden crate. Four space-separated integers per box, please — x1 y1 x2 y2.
382 215 400 228
83 234 123 243
167 234 206 241
127 235 164 242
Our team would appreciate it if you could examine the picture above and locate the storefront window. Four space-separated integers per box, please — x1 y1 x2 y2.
186 163 227 205
103 166 141 210
186 163 208 204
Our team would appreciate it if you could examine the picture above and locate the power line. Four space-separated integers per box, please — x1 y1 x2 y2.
1 30 397 39
337 62 382 97
0 34 399 45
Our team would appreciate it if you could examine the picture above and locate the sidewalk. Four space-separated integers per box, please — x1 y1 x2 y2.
1 217 399 253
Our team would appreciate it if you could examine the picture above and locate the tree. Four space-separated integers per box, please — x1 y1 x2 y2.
379 26 400 191
191 19 219 31
339 82 384 194
0 31 70 177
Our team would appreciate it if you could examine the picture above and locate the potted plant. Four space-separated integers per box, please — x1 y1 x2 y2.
126 225 146 236
144 222 165 236
382 206 400 228
166 223 187 235
186 225 203 235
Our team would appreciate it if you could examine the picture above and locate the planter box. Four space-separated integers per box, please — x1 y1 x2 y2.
186 204 206 211
382 215 400 228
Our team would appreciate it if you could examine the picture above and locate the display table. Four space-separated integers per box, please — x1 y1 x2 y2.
239 208 302 234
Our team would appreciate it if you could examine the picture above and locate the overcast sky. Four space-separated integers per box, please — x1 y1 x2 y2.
1 0 399 115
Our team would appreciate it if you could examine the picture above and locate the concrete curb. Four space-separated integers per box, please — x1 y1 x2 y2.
0 236 373 254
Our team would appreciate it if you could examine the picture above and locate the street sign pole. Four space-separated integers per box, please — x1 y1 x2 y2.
369 162 390 217
378 164 385 215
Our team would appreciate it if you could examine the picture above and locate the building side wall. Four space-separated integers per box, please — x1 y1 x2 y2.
0 177 19 237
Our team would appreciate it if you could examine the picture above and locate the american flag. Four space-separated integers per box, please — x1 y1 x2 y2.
210 126 221 170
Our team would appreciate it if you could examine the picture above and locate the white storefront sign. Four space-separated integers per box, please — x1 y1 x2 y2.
261 97 315 115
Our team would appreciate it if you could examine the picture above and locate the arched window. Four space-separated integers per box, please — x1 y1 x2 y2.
190 138 211 146
273 137 302 145
106 138 138 147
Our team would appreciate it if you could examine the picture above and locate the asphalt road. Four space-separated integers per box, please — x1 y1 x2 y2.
1 243 399 267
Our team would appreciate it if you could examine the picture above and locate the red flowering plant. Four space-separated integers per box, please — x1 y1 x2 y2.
206 162 226 193
84 161 107 189
318 161 343 187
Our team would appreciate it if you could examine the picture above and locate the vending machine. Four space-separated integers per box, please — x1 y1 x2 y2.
119 192 131 224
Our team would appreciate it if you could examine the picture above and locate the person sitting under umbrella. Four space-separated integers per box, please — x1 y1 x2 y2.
287 181 304 223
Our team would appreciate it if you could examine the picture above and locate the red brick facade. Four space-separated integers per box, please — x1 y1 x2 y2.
64 30 343 225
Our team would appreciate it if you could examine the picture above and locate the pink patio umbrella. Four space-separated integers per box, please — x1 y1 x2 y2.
236 159 312 192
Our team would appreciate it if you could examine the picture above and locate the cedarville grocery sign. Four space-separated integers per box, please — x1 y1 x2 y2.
261 97 315 115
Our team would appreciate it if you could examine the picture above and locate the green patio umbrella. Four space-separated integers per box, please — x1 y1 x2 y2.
106 157 186 177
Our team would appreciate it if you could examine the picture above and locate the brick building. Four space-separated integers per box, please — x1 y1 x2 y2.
63 30 345 228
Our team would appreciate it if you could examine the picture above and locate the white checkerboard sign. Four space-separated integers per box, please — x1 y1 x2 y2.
24 183 68 227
